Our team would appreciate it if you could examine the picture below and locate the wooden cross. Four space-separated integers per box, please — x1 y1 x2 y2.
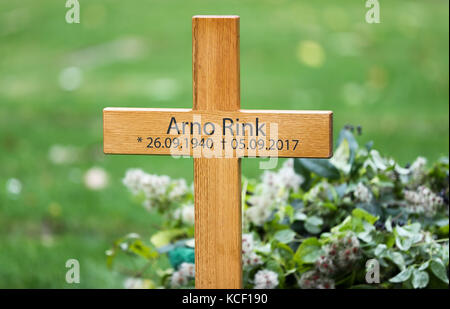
103 15 333 289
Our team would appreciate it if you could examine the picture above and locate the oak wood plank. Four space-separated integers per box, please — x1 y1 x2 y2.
103 108 333 158
193 15 242 289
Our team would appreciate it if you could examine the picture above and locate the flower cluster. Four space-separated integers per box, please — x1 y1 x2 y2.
298 270 335 289
409 157 427 186
299 233 360 289
404 185 444 216
168 179 189 200
170 262 195 288
123 169 189 210
253 269 279 289
276 159 304 192
242 234 263 267
173 203 195 225
322 234 360 272
114 128 449 290
353 182 372 203
246 159 303 226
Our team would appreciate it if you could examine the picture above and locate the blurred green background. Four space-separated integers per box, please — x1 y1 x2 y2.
0 0 448 288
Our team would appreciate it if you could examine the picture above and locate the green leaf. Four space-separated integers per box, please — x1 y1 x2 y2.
336 128 358 165
305 216 323 226
395 236 414 251
374 244 387 257
304 216 323 234
150 229 185 248
265 260 285 287
439 224 449 236
331 215 354 233
294 159 312 190
105 249 116 269
295 158 340 180
351 208 378 224
389 267 413 283
412 269 429 289
418 261 430 271
385 217 393 232
395 223 423 251
304 223 321 234
273 241 294 261
274 229 296 244
330 138 351 174
322 202 338 211
284 205 295 223
294 237 322 265
128 239 159 260
305 216 323 234
386 251 406 271
370 150 387 171
294 212 307 221
430 259 449 284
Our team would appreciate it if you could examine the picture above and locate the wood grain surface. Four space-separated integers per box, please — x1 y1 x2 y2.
193 15 242 289
103 108 333 158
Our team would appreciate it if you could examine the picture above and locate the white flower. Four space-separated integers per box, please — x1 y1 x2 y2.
253 269 279 289
354 182 372 203
298 270 320 289
306 180 330 201
243 252 263 267
241 234 263 267
175 204 195 225
124 277 152 289
298 270 335 289
245 204 272 226
276 159 304 192
168 178 189 200
170 271 188 288
6 178 22 195
178 262 195 278
123 169 172 198
409 156 427 184
245 160 303 227
142 199 154 211
59 66 83 91
247 192 273 209
84 167 108 190
316 278 335 289
48 145 78 164
261 171 277 188
242 233 255 255
335 237 360 268
410 156 427 173
140 174 170 198
316 255 336 275
123 169 146 194
404 185 444 216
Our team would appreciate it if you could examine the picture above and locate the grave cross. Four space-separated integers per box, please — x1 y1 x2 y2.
103 15 333 289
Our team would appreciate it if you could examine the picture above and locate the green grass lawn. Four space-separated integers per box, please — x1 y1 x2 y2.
0 0 448 288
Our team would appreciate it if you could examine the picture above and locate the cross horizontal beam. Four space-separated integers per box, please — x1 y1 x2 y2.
103 107 332 158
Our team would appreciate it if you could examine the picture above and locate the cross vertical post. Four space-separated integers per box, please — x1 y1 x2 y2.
192 16 242 289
